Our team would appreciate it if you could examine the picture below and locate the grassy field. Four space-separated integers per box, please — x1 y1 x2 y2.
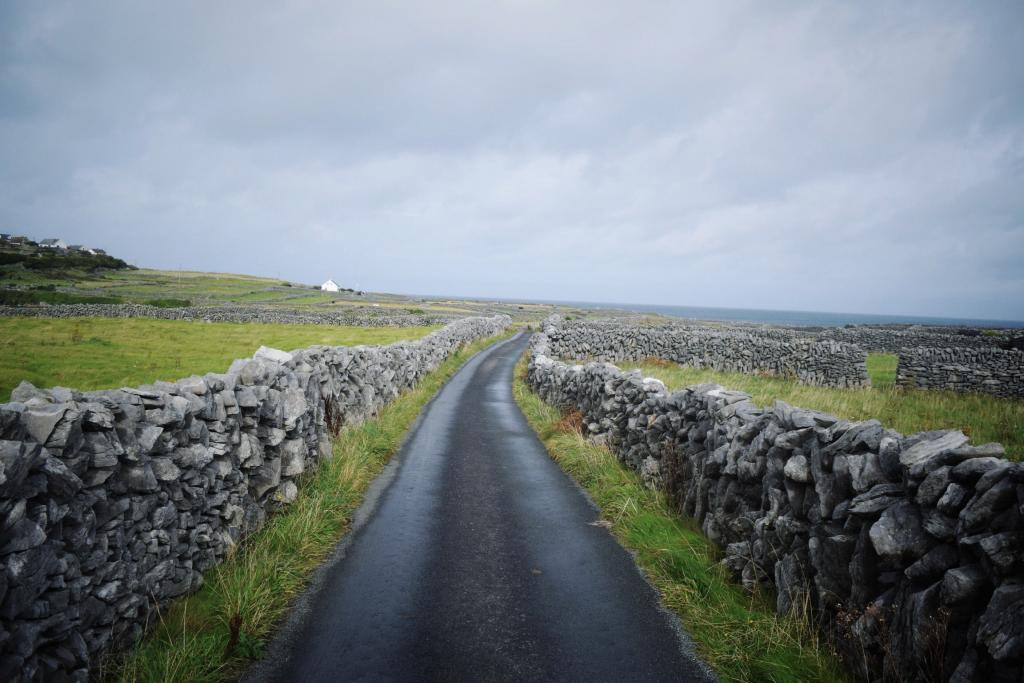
102 329 515 683
0 316 438 400
618 354 1023 460
513 360 849 682
865 353 898 387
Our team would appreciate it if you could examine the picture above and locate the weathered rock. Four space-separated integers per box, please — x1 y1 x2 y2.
899 430 969 471
978 533 1021 575
936 483 971 515
0 518 45 555
149 458 180 482
279 439 306 477
959 479 1016 532
941 564 989 605
22 405 68 446
849 483 905 516
783 454 811 483
951 457 1008 485
977 583 1024 660
905 543 958 582
254 346 293 364
870 502 931 560
272 480 298 505
40 457 82 500
124 464 158 493
916 466 952 506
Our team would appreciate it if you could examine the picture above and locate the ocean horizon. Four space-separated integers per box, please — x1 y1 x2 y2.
470 296 1024 328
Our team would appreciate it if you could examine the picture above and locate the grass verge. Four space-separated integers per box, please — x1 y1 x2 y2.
619 359 1023 461
513 358 850 683
0 316 439 400
102 329 517 682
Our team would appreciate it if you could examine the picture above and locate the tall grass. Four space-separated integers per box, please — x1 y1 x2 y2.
101 329 516 683
513 360 849 682
0 316 438 400
620 358 1023 461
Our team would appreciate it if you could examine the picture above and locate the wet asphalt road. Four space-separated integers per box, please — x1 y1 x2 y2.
246 332 712 682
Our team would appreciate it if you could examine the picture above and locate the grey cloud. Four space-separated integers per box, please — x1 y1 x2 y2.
1 0 1022 320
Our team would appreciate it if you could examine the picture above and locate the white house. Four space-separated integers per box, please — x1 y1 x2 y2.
320 279 340 292
39 238 67 249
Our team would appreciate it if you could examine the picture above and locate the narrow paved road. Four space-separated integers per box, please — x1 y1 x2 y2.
247 333 712 682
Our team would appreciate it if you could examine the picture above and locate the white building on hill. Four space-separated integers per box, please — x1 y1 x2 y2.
320 279 340 292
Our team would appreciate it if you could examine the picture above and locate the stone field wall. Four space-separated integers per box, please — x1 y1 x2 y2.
817 327 1007 353
527 320 1023 681
546 318 869 388
0 315 510 681
0 303 455 327
896 347 1024 399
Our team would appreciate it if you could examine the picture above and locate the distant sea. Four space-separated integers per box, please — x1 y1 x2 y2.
489 298 1024 329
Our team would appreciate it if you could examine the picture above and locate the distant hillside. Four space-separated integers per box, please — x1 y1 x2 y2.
0 236 133 273
0 236 146 306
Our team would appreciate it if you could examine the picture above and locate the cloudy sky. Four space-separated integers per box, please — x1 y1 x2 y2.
1 2 1022 320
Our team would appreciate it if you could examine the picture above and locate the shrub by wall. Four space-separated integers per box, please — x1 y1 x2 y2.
527 320 1023 681
0 315 509 681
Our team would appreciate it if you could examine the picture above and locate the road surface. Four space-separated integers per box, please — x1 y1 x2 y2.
246 332 712 682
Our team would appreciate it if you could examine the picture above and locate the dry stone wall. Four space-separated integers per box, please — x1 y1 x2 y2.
896 347 1024 399
817 327 1007 353
0 315 509 681
0 303 455 327
527 321 1023 682
546 318 869 388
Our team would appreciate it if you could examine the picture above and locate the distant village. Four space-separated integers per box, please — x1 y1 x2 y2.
1 233 108 256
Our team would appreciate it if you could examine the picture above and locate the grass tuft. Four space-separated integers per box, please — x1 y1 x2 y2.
101 329 516 683
513 358 850 683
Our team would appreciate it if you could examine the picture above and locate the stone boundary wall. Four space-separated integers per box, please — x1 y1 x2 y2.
0 303 456 327
817 327 1006 353
0 315 510 681
897 347 1024 399
546 318 869 388
527 323 1023 681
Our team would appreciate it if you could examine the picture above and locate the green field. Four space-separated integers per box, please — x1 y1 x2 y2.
619 354 1023 460
0 316 437 400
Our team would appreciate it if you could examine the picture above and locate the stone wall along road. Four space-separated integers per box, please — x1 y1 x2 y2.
0 315 510 682
527 319 1023 681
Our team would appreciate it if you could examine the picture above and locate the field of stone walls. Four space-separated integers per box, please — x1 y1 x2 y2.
547 318 869 388
0 315 509 681
528 318 1023 681
552 317 1024 398
0 303 455 327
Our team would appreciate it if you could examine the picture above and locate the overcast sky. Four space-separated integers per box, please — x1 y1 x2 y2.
1 2 1022 320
